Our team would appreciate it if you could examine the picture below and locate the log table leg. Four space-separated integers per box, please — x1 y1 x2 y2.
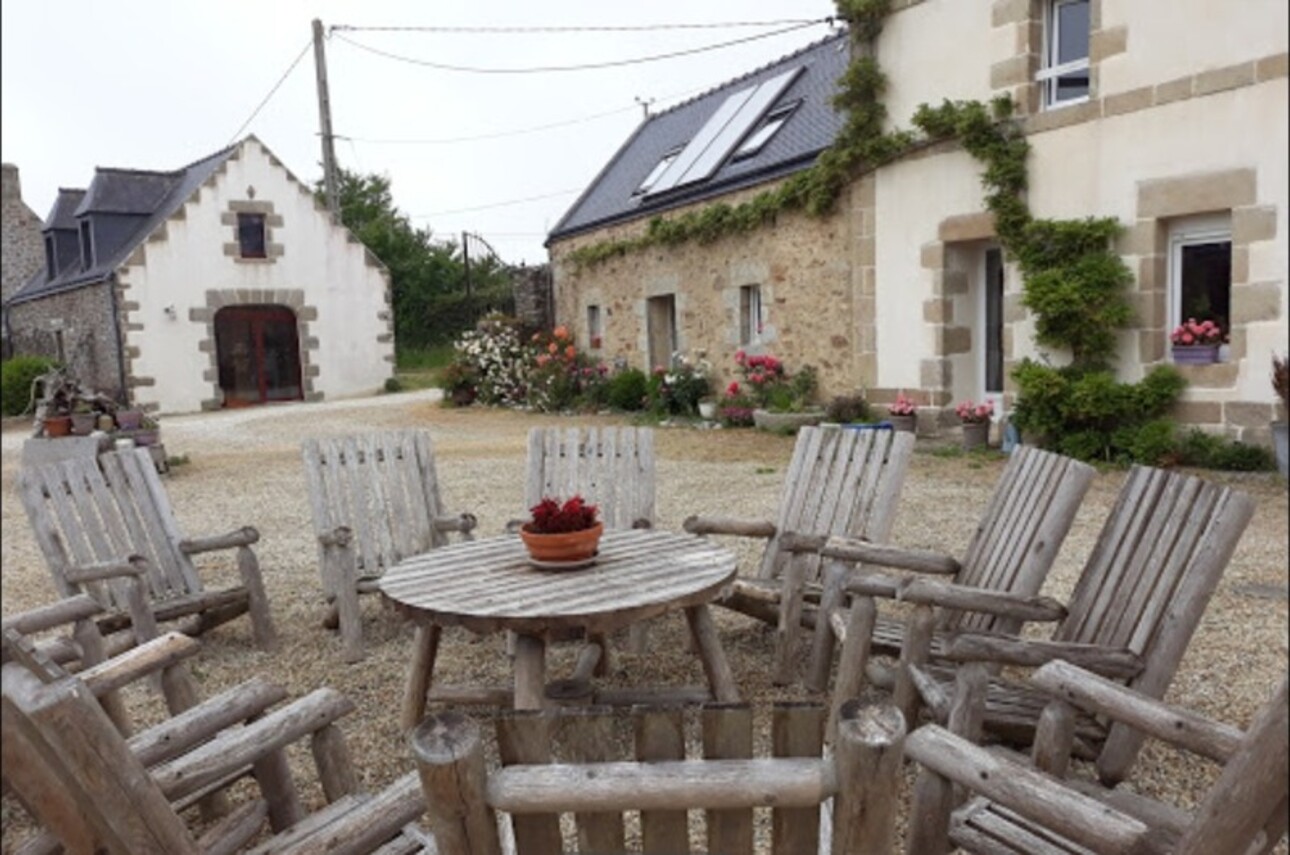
401 623 442 729
513 633 547 710
685 605 740 702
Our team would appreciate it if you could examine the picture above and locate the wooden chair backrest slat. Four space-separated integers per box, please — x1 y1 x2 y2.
758 427 915 583
302 430 448 577
525 427 656 530
944 446 1094 635
17 450 199 610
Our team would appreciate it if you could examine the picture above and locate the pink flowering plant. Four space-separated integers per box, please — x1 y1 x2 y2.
1169 318 1224 347
955 398 995 425
730 349 817 413
527 325 608 412
887 391 917 417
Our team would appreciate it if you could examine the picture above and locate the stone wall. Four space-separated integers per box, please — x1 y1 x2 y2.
512 264 554 330
2 164 47 356
6 283 123 399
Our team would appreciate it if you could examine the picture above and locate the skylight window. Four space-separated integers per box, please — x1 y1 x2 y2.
733 101 800 160
636 148 682 196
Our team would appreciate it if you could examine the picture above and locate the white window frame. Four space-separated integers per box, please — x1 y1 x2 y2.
1038 0 1091 109
739 284 763 346
1167 213 1232 355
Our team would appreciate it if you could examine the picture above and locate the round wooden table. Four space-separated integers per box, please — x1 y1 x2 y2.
380 528 740 723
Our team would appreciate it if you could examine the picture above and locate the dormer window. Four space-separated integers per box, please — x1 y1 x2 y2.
44 236 56 281
237 213 267 259
733 101 800 160
79 220 94 268
635 148 682 197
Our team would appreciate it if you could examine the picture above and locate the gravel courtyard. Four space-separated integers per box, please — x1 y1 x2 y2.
2 390 1286 851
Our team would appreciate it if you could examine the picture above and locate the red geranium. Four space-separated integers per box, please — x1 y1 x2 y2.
527 495 600 534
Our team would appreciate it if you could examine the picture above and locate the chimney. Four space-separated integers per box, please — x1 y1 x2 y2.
1 163 20 203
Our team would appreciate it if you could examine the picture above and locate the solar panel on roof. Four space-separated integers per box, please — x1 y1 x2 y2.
673 66 803 188
647 84 759 196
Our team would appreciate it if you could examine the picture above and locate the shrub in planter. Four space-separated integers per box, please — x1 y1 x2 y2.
1 356 56 417
825 394 871 424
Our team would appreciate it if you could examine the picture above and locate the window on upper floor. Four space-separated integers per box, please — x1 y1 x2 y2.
44 236 56 281
739 284 763 346
1037 0 1090 109
79 220 93 269
237 213 267 259
1168 213 1231 354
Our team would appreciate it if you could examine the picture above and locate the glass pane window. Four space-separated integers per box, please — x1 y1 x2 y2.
587 304 603 348
1040 0 1090 107
237 213 267 258
984 249 1005 393
739 284 763 346
1169 215 1232 347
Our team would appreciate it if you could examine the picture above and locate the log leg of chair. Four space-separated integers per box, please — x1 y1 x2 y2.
685 605 739 703
72 618 132 736
401 623 442 729
829 595 877 743
237 545 278 652
513 634 547 710
894 605 935 730
772 552 812 686
335 584 364 664
806 561 846 693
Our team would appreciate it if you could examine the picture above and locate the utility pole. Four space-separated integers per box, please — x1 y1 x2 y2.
312 19 340 217
461 231 473 322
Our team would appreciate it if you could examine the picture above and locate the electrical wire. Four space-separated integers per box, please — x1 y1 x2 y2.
411 188 582 218
331 19 826 74
331 19 826 34
227 39 313 144
338 103 636 145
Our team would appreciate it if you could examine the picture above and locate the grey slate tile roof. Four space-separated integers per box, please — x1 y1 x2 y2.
548 29 850 243
8 143 238 305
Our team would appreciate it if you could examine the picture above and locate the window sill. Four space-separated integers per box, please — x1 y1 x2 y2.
233 257 275 264
1168 360 1238 389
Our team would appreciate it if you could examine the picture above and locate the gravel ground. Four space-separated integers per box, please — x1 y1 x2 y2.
2 392 1286 853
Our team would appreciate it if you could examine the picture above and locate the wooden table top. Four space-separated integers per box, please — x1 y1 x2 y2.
379 528 737 635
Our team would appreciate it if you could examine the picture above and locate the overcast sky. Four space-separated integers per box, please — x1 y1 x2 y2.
2 0 840 266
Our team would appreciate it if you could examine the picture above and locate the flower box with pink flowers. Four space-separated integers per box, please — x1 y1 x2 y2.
1170 318 1225 365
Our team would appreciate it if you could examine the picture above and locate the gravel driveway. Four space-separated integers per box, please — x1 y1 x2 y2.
2 391 1286 851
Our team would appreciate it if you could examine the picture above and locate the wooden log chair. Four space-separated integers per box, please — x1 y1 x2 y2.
411 698 909 855
2 628 432 854
829 464 1255 786
683 425 915 685
301 430 478 662
902 660 1288 855
16 448 277 653
521 426 657 656
781 445 1093 716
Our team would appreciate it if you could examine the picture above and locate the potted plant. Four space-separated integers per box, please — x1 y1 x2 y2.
955 398 995 450
131 416 161 447
1170 318 1224 364
115 407 145 430
440 360 480 407
740 352 823 431
519 495 603 565
1272 353 1288 477
886 391 918 434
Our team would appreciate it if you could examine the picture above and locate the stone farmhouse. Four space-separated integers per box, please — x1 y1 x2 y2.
3 136 394 415
546 2 1288 443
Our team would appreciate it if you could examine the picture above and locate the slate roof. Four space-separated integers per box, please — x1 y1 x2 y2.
548 29 851 243
8 143 238 305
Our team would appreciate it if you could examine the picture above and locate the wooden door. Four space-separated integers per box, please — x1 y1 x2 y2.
646 295 676 372
214 305 303 407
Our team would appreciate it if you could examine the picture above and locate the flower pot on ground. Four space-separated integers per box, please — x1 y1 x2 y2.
697 398 717 420
520 496 602 564
43 415 72 438
962 421 990 450
956 399 996 450
886 391 918 433
70 411 97 436
115 409 145 430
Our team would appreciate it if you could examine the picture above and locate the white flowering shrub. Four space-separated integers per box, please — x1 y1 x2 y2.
453 315 530 407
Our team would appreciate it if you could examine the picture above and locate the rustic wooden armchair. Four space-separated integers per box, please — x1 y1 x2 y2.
782 445 1093 721
301 429 477 662
17 448 277 651
683 424 915 685
830 464 1255 785
2 628 431 855
903 660 1288 855
411 698 908 855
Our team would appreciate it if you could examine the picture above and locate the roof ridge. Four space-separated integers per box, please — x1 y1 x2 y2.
93 166 179 178
647 27 848 123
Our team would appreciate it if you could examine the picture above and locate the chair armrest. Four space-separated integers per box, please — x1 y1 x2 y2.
1031 661 1243 763
434 512 478 535
128 676 289 767
786 534 960 576
682 515 776 538
0 594 103 636
852 577 1067 623
150 687 356 802
63 557 149 585
179 526 260 555
943 633 1144 680
317 526 353 548
905 724 1150 853
76 631 201 696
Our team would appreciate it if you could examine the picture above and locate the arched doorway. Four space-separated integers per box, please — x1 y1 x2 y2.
214 305 303 408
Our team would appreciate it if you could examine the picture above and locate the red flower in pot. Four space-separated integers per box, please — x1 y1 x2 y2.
520 495 602 563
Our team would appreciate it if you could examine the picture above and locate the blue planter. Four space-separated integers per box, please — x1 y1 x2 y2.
1172 345 1219 365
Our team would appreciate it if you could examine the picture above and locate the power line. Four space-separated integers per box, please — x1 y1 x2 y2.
227 39 313 144
411 188 582 218
331 19 826 34
339 104 635 145
331 19 826 74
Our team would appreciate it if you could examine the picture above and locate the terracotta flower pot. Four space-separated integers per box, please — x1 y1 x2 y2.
520 521 603 563
43 415 72 438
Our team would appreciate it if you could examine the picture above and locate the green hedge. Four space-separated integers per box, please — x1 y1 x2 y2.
1 356 56 417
